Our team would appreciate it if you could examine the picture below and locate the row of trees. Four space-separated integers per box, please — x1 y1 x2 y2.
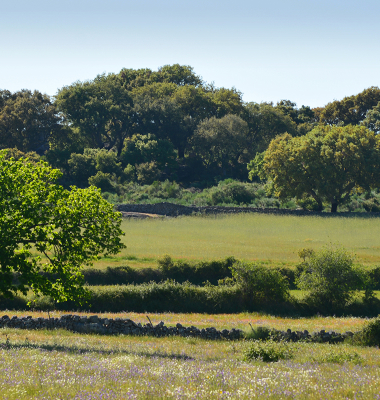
1 65 380 209
1 64 321 184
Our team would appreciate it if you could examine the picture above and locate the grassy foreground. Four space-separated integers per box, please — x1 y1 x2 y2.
1 325 380 399
92 214 380 269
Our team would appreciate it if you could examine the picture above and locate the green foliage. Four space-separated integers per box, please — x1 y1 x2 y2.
319 86 380 126
311 347 363 364
243 102 297 156
135 161 161 184
157 255 235 285
244 340 294 362
352 316 380 347
120 133 176 172
296 247 363 310
244 326 272 341
190 114 249 176
0 89 60 153
0 150 125 303
362 100 380 134
230 261 290 305
88 171 115 192
55 74 134 155
257 124 380 212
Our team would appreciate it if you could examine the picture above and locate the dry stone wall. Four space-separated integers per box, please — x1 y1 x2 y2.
0 314 242 340
0 314 355 343
117 202 380 218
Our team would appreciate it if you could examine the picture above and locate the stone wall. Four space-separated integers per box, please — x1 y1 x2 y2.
0 314 355 343
117 202 380 218
0 314 242 340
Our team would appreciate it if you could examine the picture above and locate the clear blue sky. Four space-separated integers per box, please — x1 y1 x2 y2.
1 0 379 108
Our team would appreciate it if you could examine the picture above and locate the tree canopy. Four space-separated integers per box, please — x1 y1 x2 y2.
0 150 125 302
250 125 380 212
0 89 60 154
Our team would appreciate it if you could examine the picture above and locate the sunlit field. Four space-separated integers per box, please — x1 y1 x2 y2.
1 327 380 399
0 311 371 333
91 214 380 268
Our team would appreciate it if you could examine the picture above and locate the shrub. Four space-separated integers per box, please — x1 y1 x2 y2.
230 262 290 305
88 171 115 192
244 340 294 362
311 346 362 364
245 326 272 341
296 247 363 310
136 162 161 184
157 255 235 285
352 316 380 347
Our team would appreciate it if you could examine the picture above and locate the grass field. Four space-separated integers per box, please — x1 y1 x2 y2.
91 213 380 269
7 213 380 398
1 325 380 399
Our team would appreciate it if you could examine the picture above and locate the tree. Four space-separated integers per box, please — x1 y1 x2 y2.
191 114 249 177
362 101 380 134
296 247 363 310
0 89 61 153
55 74 134 155
250 125 380 212
242 102 297 158
0 150 125 303
319 86 380 126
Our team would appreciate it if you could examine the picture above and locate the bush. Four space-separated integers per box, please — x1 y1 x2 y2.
230 262 290 305
352 316 380 347
47 281 244 313
88 171 115 192
244 340 294 362
311 346 362 364
157 255 235 285
136 162 161 184
296 247 363 310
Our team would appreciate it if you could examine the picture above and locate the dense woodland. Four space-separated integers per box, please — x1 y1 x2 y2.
1 64 380 210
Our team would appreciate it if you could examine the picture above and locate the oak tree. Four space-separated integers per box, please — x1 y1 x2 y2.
0 150 125 303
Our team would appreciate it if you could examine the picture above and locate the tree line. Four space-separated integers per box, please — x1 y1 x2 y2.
1 64 380 211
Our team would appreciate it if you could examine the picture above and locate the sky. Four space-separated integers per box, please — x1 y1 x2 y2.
1 0 379 108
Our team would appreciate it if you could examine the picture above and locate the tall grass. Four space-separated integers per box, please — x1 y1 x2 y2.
112 214 380 266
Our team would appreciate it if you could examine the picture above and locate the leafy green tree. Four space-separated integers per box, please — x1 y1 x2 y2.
67 149 98 187
191 114 249 177
0 150 125 303
119 64 203 89
251 125 380 212
296 247 363 309
242 102 297 158
319 86 380 126
120 133 176 172
230 261 290 304
55 74 134 155
362 101 380 134
0 90 60 153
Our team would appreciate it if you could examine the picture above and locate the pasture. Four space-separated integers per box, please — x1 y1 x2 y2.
1 324 380 399
93 213 380 269
4 213 380 398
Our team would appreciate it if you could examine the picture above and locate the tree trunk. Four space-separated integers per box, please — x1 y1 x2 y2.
331 202 338 213
177 147 185 159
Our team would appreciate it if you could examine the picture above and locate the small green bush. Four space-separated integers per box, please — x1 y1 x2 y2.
230 261 290 305
244 340 294 362
296 247 363 310
352 316 380 347
245 326 272 341
311 347 362 364
157 255 235 285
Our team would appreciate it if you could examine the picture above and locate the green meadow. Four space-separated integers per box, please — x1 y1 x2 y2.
93 213 380 269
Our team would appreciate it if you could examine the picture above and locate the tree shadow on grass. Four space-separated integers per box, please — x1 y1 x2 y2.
0 341 194 360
